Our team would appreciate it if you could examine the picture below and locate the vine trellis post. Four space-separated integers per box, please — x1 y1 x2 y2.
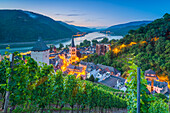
4 53 14 113
137 67 141 113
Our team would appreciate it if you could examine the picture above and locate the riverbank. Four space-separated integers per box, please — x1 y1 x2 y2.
0 32 123 55
0 38 70 54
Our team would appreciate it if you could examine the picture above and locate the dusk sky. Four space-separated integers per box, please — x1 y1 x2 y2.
0 0 169 27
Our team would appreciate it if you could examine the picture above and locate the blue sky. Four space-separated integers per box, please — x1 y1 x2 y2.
0 0 169 27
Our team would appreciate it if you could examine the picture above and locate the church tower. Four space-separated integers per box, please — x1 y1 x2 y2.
31 37 49 65
70 37 77 63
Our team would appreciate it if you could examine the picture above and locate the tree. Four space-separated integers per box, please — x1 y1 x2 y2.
128 30 135 34
83 39 91 47
80 42 84 47
92 40 98 46
154 93 168 103
148 99 169 113
65 45 69 49
104 50 113 66
146 44 153 54
163 13 170 20
100 37 108 43
59 43 64 50
88 74 95 82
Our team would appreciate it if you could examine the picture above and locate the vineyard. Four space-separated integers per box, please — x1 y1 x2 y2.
0 51 127 113
0 51 169 113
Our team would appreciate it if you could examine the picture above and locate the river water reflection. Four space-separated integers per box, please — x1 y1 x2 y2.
0 32 123 54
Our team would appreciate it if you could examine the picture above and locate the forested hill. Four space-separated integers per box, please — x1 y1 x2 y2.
57 21 96 32
56 21 80 33
0 10 80 43
85 13 170 82
118 13 170 76
101 21 152 36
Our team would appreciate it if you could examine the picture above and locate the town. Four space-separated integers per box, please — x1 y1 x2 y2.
0 1 169 111
2 36 168 98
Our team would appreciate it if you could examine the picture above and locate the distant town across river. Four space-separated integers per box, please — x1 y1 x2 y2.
0 32 123 54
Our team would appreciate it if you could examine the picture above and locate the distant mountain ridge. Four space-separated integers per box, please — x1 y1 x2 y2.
0 10 80 43
57 21 100 32
70 25 96 32
56 21 80 33
101 21 152 36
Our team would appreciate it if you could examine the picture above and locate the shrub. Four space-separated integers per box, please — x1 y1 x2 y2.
154 93 168 103
148 99 169 113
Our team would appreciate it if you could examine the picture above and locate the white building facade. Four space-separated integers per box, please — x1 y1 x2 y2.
31 37 49 65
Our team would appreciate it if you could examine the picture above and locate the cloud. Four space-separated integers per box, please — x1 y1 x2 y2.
56 13 85 17
85 19 95 22
56 13 65 16
66 14 82 16
64 20 75 23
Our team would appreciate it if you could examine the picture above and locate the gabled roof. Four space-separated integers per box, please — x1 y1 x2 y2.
147 80 168 88
79 61 87 65
147 80 168 94
145 69 156 75
67 64 76 69
31 37 49 51
100 75 126 87
96 64 119 74
67 64 83 71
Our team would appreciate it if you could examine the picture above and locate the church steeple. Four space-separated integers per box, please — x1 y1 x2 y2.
70 36 77 63
71 37 75 47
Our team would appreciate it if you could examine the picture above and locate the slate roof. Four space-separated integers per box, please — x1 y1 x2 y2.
147 80 168 88
67 64 83 71
31 37 49 51
145 69 156 75
79 61 96 69
96 64 119 75
67 64 76 69
147 80 168 94
86 62 96 72
79 61 87 65
100 75 126 87
71 37 75 47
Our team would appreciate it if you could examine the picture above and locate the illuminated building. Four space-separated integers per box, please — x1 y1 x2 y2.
145 69 158 93
70 37 77 63
147 81 168 94
145 69 158 81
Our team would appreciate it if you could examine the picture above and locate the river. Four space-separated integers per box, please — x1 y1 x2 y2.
0 32 123 54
